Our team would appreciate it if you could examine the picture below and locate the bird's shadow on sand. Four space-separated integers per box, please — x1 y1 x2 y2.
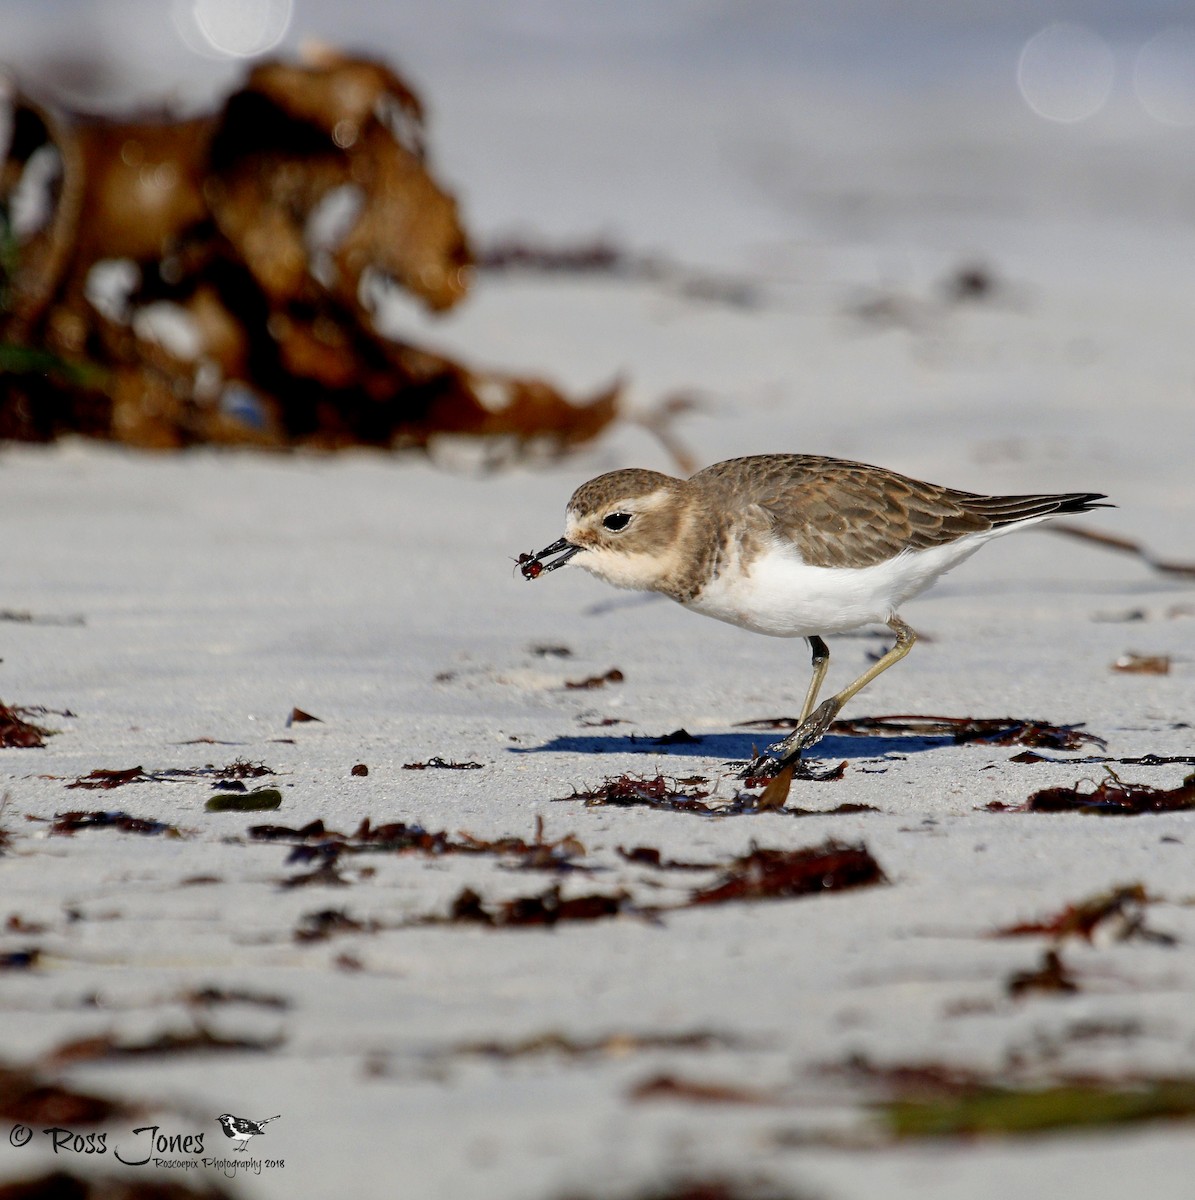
509 729 951 762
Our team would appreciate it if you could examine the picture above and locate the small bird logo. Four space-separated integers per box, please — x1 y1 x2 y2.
215 1113 280 1152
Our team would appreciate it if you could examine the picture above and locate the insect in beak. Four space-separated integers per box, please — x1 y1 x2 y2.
517 538 580 579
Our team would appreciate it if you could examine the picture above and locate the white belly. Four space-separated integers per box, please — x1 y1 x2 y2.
682 536 990 637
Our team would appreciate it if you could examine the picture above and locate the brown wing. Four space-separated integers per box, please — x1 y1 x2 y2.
693 454 1106 569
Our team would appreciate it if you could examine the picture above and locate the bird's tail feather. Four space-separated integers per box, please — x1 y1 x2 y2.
977 492 1111 528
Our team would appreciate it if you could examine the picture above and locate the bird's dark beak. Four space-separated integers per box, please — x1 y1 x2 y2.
518 537 580 580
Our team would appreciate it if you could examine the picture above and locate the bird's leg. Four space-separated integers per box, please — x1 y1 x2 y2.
799 635 830 723
740 635 830 776
742 617 917 777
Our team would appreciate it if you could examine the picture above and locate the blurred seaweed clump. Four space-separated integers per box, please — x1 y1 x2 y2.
0 49 616 453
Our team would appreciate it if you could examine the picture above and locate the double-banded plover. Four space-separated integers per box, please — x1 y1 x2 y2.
520 453 1107 776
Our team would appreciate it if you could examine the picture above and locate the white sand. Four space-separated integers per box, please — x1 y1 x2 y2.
3 5 1195 1198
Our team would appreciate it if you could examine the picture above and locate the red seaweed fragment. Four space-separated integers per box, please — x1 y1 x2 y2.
249 819 331 842
559 772 854 816
439 1029 736 1062
415 837 889 930
562 774 718 814
1021 772 1195 815
0 1065 130 1126
41 810 183 837
447 883 630 927
1007 949 1080 998
44 1026 282 1066
401 757 484 770
294 908 378 942
67 760 274 788
529 644 572 658
215 759 276 779
67 767 148 789
1010 751 1195 767
0 702 53 748
994 884 1174 945
1111 653 1171 675
689 840 884 905
738 713 1104 751
252 815 586 872
836 715 1104 750
564 668 625 690
617 846 716 871
181 986 289 1010
629 1073 780 1106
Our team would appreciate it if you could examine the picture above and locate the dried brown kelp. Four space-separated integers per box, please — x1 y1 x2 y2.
1 51 619 453
0 702 52 748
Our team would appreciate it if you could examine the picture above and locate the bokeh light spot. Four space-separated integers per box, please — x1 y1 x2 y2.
1134 27 1195 126
1018 23 1115 123
174 0 293 60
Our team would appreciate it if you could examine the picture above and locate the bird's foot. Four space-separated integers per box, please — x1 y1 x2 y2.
736 697 841 780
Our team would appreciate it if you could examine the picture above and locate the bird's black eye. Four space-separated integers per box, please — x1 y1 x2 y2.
602 511 632 532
